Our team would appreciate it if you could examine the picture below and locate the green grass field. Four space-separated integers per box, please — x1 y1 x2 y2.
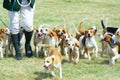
0 0 120 80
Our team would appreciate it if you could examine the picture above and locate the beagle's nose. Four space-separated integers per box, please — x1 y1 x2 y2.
88 33 90 37
66 39 68 42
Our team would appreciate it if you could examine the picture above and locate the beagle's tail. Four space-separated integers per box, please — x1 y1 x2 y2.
101 18 108 29
72 18 88 35
78 18 88 30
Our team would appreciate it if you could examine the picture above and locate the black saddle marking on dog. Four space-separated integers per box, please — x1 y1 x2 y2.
106 27 118 34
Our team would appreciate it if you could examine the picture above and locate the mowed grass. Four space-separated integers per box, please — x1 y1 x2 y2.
0 0 120 80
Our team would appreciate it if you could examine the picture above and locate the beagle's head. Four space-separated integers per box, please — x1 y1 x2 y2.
42 28 52 37
85 26 97 38
41 27 57 38
36 24 51 39
66 41 80 53
53 28 67 38
36 27 45 39
0 28 10 35
44 55 55 71
62 32 72 43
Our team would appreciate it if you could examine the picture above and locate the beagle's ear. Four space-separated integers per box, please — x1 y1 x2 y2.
52 57 54 61
49 32 54 37
34 27 38 32
63 29 66 33
85 30 88 36
51 55 55 61
1 29 4 32
75 43 80 48
36 29 38 32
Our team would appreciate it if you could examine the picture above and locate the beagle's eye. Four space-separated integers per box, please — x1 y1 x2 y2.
45 29 48 31
58 30 60 32
47 61 49 63
117 32 119 35
68 44 70 46
40 29 43 32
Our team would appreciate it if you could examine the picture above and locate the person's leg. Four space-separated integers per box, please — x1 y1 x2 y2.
21 5 35 57
8 11 22 60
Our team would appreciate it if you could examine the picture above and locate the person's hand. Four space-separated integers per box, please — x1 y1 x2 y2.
9 0 11 2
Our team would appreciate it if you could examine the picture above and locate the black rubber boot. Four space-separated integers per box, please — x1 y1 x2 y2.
24 30 33 58
11 34 22 60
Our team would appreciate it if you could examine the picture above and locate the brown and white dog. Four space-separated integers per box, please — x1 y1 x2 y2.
61 32 72 59
62 32 80 62
33 25 45 57
33 24 58 57
42 27 58 47
42 44 62 79
65 40 80 64
101 33 120 66
79 26 98 60
99 32 114 57
0 27 10 58
42 27 59 56
53 27 67 44
53 27 67 55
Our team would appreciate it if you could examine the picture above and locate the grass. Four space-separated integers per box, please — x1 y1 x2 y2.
0 0 120 80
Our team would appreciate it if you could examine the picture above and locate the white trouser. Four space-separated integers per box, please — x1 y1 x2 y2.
8 0 35 34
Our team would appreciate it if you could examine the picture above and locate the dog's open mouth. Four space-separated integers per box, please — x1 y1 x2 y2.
38 34 44 39
44 65 51 71
87 35 92 39
69 48 72 53
58 34 63 38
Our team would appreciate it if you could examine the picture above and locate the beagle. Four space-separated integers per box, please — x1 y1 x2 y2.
53 27 67 44
99 32 114 57
0 28 10 58
61 32 72 59
33 25 45 57
42 27 58 47
41 27 59 56
41 44 62 79
65 40 80 64
33 24 57 57
62 32 80 61
53 27 67 55
101 34 120 66
79 26 98 60
100 19 119 57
